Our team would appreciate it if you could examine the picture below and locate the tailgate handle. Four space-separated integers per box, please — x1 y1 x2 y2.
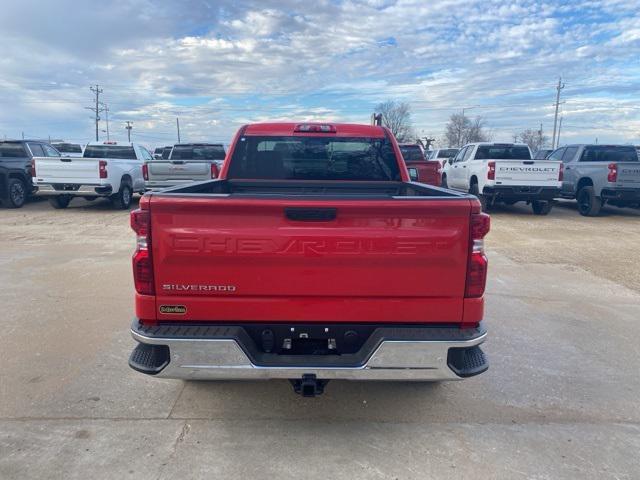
60 158 72 162
523 161 534 165
285 208 337 222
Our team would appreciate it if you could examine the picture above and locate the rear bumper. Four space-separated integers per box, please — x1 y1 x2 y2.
129 320 488 381
35 183 113 196
601 187 640 203
483 185 560 201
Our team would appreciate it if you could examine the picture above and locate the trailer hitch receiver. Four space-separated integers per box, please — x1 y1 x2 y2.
290 374 329 397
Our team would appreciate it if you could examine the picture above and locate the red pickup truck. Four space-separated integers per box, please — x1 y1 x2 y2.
398 143 442 186
128 123 490 396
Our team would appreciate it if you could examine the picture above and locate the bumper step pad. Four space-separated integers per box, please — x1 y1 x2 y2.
129 343 170 375
447 345 488 377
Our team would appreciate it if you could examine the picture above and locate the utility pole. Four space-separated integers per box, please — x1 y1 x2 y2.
538 123 543 148
557 117 563 146
176 117 181 143
103 103 110 141
551 77 565 149
125 121 133 142
86 85 104 141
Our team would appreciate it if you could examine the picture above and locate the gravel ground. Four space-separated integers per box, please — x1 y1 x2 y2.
1 195 639 480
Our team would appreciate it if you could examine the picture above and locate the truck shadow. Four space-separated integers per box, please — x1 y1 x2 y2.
169 378 472 422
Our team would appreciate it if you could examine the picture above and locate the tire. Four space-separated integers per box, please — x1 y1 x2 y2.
532 200 552 215
111 183 132 210
503 200 518 206
441 174 448 189
4 178 27 208
577 186 601 216
469 183 487 211
48 195 72 209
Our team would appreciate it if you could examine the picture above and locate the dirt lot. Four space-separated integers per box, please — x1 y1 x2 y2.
1 196 639 479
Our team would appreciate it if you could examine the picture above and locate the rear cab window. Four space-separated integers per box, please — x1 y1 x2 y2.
438 149 458 159
474 145 531 160
0 143 27 158
27 143 45 157
84 145 137 159
170 145 226 160
228 135 401 181
580 146 638 162
53 143 82 154
399 145 425 162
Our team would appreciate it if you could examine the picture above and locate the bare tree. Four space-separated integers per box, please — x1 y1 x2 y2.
517 128 549 152
444 113 489 147
374 101 415 142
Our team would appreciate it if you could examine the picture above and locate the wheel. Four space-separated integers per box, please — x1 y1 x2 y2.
577 186 601 216
532 200 552 215
441 174 448 189
469 183 488 211
48 195 72 209
4 178 27 208
111 183 132 209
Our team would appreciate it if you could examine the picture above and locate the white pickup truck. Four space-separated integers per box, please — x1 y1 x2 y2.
441 142 562 214
33 141 152 209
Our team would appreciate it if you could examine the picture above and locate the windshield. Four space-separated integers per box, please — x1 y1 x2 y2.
581 146 638 162
83 145 137 159
437 149 458 158
154 147 164 154
0 143 27 157
533 149 553 159
53 143 82 153
399 145 425 162
170 145 226 160
162 147 172 159
228 135 401 181
475 145 531 160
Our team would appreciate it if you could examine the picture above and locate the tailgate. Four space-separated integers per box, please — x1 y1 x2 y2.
148 161 210 181
34 157 100 183
149 196 472 323
617 162 640 186
494 160 561 185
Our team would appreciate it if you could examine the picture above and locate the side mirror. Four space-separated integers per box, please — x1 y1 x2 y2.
408 167 419 182
448 158 454 165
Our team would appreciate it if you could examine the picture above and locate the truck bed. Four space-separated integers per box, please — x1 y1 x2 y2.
154 179 465 199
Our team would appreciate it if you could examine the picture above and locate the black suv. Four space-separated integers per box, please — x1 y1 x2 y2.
0 140 60 208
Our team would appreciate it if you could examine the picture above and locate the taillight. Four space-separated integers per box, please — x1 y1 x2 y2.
142 163 149 181
99 160 108 179
558 163 564 182
211 162 219 178
607 163 617 183
131 208 154 295
465 209 490 298
31 158 36 177
487 161 496 180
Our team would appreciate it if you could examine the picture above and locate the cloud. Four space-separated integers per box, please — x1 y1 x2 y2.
0 0 638 145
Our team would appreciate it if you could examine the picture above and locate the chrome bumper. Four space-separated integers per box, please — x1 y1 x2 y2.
130 321 488 381
35 183 111 196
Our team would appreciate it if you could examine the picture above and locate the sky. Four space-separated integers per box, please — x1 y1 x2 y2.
0 0 639 148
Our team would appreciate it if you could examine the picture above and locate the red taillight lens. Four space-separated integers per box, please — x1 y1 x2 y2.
211 162 219 178
558 163 564 182
133 249 155 295
487 161 496 180
31 158 36 177
131 208 154 295
99 160 108 179
607 163 617 183
142 163 149 181
130 208 150 236
465 212 490 298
